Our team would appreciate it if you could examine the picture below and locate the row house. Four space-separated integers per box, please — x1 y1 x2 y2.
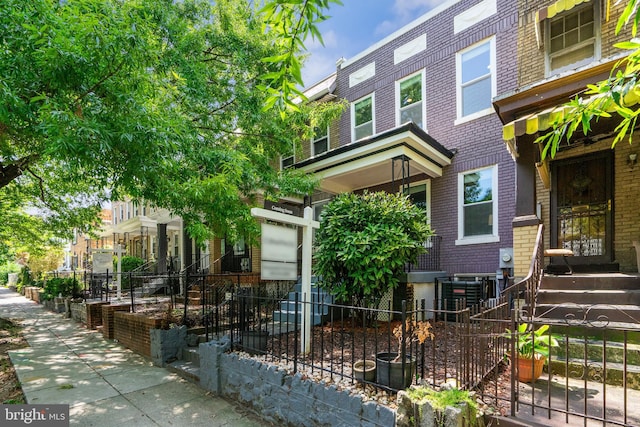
494 0 638 275
288 0 520 305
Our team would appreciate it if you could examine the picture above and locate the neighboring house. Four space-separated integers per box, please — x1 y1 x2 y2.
494 0 637 277
291 0 519 305
66 209 112 271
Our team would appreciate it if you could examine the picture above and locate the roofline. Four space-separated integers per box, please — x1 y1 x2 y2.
339 0 464 69
294 122 454 169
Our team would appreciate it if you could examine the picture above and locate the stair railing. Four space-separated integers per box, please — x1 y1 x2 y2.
503 223 544 320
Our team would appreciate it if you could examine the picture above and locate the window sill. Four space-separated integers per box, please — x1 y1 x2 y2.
455 235 500 246
454 107 494 126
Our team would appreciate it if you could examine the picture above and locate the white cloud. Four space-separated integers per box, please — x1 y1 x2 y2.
375 0 439 36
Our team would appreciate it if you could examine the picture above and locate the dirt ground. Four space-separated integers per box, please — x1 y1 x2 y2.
0 317 28 404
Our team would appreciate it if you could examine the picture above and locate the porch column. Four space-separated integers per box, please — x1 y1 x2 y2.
157 224 168 274
183 229 193 273
512 137 541 279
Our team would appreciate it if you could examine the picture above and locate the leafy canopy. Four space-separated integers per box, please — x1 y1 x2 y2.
0 0 342 247
537 0 640 157
314 192 432 308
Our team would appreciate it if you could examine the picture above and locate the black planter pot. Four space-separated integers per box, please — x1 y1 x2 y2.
375 352 416 390
241 330 269 355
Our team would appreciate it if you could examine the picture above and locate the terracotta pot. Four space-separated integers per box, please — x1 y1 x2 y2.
516 354 546 382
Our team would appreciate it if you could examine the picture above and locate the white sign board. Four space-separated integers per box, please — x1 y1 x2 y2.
260 223 297 280
92 251 113 274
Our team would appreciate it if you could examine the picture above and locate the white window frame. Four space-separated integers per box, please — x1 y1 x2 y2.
545 3 600 76
455 37 496 125
311 126 330 156
395 70 426 130
456 165 499 246
351 93 375 142
400 180 431 226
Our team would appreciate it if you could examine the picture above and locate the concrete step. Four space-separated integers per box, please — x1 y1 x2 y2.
272 310 324 325
548 357 640 390
182 347 200 366
535 303 640 325
553 337 640 365
166 360 200 383
537 289 640 305
541 274 640 291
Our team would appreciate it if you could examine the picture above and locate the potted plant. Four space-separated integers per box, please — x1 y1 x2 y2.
506 323 559 382
376 320 434 390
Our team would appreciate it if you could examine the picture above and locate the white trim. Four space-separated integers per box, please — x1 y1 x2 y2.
456 165 499 245
454 0 497 34
456 36 496 121
395 70 426 130
394 34 427 65
351 93 376 142
453 107 495 125
349 62 376 88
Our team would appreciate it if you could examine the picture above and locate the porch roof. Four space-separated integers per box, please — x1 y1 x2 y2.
295 122 454 193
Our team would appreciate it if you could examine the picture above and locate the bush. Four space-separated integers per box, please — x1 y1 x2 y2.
41 277 79 301
117 256 145 289
314 191 432 309
17 266 33 288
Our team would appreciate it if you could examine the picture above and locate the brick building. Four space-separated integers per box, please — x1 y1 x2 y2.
494 0 638 275
292 0 519 290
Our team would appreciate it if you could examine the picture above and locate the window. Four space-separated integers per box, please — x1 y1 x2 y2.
312 126 329 156
397 72 424 128
281 155 294 169
456 38 495 121
403 181 431 223
352 94 374 141
456 166 499 245
546 5 598 74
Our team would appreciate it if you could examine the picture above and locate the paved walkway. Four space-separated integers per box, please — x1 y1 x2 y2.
0 287 270 426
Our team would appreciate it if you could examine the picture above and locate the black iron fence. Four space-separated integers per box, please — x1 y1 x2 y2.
406 235 441 272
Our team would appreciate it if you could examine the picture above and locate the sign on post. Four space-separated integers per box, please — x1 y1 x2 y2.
261 223 298 280
251 206 319 354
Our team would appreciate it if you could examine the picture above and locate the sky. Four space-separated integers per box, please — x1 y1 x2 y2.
301 0 441 87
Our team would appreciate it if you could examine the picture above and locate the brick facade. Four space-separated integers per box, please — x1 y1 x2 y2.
516 0 630 89
504 0 640 273
300 0 519 276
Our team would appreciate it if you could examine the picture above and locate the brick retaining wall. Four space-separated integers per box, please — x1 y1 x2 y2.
114 312 161 357
101 304 130 339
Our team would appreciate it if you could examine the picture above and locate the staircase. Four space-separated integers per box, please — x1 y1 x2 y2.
272 277 334 326
133 276 168 298
532 273 640 391
167 346 201 383
535 273 640 326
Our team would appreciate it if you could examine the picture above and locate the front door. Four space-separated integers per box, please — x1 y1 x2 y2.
551 151 613 266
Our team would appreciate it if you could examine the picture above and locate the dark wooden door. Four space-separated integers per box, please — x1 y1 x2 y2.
551 151 613 265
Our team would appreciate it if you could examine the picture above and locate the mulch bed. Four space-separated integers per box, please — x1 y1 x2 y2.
0 318 28 404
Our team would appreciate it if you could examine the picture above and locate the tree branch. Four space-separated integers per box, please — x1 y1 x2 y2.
0 154 39 189
24 166 48 204
74 59 127 104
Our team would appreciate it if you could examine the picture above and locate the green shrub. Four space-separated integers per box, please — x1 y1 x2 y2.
314 191 432 309
0 262 21 285
117 256 145 289
42 277 79 301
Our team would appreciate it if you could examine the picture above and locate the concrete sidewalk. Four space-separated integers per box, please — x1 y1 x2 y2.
0 287 270 426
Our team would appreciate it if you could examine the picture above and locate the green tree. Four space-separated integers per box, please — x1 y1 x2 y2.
537 0 640 157
0 0 342 245
314 192 432 310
